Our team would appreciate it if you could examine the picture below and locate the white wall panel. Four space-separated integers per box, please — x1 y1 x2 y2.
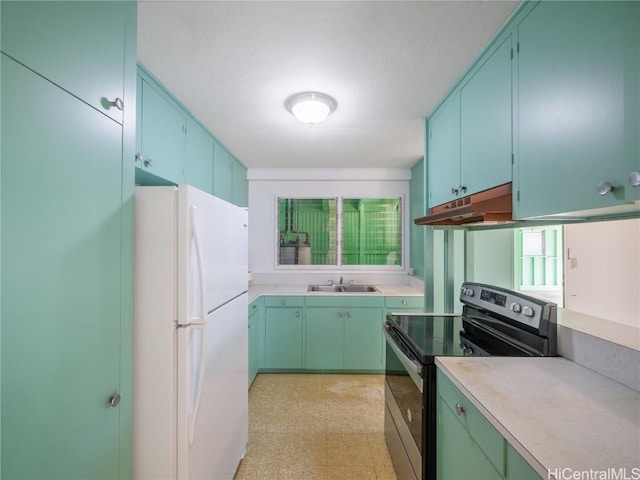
564 219 640 328
247 168 411 285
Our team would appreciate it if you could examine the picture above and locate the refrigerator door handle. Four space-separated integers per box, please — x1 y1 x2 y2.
190 205 207 326
188 322 207 445
188 205 207 445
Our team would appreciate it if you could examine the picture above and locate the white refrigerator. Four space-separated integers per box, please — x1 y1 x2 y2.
134 185 248 480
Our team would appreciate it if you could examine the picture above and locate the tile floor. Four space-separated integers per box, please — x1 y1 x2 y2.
233 373 398 480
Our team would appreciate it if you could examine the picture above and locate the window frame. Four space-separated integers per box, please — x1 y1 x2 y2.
274 195 406 271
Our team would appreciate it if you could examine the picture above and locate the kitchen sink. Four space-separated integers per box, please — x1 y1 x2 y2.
307 285 343 292
340 285 379 293
307 284 380 293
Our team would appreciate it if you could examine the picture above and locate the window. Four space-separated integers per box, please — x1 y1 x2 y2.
514 226 563 306
277 197 402 267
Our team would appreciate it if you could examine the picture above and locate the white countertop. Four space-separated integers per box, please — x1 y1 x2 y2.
248 283 423 303
558 308 640 351
436 356 640 479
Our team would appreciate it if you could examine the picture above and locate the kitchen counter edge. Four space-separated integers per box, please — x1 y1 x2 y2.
248 284 423 303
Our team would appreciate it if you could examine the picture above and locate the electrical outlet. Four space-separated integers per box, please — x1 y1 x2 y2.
570 258 578 268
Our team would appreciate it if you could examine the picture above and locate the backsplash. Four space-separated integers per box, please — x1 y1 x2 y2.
557 309 640 392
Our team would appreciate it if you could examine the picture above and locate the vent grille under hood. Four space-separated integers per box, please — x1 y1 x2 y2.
414 183 514 227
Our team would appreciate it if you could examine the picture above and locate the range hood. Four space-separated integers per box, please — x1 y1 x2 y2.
414 183 514 227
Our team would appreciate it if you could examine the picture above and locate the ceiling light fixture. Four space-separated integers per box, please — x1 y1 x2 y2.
285 91 337 125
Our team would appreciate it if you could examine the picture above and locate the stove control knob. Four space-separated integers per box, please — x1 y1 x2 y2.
510 302 522 314
522 306 535 317
462 288 474 297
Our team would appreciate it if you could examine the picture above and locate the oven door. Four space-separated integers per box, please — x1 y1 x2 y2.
383 324 425 480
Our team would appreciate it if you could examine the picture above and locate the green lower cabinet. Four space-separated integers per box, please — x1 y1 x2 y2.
248 298 263 387
506 444 540 480
437 396 503 480
437 369 541 480
305 308 344 370
385 296 424 313
343 307 383 370
264 306 304 369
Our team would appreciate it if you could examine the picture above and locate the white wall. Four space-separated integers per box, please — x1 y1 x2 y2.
247 168 412 285
564 218 640 328
465 229 514 289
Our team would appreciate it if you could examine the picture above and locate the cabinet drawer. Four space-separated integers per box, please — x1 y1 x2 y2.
437 370 505 476
305 296 384 308
385 296 424 309
264 296 304 307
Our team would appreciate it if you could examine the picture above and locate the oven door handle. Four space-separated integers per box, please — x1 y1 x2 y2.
383 328 424 393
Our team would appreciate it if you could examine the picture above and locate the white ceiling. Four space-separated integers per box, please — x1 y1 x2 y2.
138 1 519 170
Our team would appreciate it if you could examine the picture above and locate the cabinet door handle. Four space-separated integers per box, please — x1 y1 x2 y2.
295 310 300 318
597 181 614 196
281 299 286 305
110 97 124 111
346 312 351 318
451 187 459 196
454 403 465 416
459 185 467 194
143 159 153 168
107 394 121 408
402 299 408 305
629 171 640 188
338 311 343 318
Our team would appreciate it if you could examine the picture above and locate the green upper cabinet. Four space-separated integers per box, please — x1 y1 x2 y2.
137 79 186 185
135 64 248 205
428 35 513 209
460 36 513 197
213 141 234 203
428 92 461 207
1 1 130 125
213 141 248 207
515 1 640 219
185 118 214 194
233 157 249 208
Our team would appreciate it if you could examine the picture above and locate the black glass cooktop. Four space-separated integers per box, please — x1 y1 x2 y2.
385 313 466 361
